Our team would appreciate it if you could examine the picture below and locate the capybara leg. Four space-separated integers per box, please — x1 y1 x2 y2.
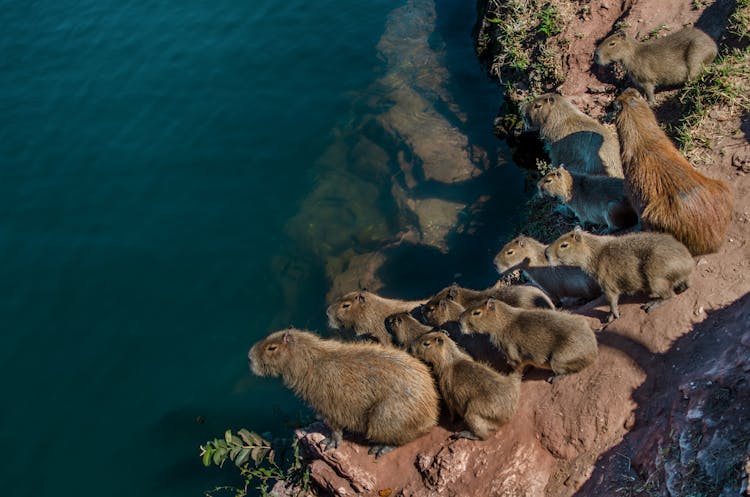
547 373 568 384
462 412 495 441
451 430 481 441
321 428 343 450
368 445 395 458
605 290 620 322
642 299 666 313
643 83 656 105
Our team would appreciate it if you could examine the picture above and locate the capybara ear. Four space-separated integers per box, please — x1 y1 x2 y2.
447 285 458 299
558 164 567 172
573 226 583 241
439 300 447 310
519 238 526 248
614 30 626 39
435 335 444 345
486 298 496 310
546 95 555 105
282 331 293 344
357 293 366 304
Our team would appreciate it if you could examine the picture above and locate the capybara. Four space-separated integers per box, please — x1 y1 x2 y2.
327 290 425 344
410 331 521 440
537 166 637 231
248 329 439 457
546 226 694 322
615 88 732 255
522 93 623 177
596 28 717 104
459 298 598 382
494 235 601 306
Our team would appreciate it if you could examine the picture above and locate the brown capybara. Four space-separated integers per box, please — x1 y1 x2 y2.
537 166 637 232
422 282 555 327
596 28 717 104
421 297 468 327
522 93 623 177
494 235 601 306
410 331 521 440
459 298 598 383
546 226 694 322
327 290 425 345
385 311 432 347
248 329 438 457
615 88 733 255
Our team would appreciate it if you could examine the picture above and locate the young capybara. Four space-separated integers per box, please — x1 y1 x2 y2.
545 226 694 322
494 235 601 306
522 93 623 177
459 298 598 383
615 88 733 255
248 329 439 457
537 166 637 232
385 311 432 347
596 28 717 104
327 290 425 345
410 331 521 440
421 297 469 327
422 282 555 327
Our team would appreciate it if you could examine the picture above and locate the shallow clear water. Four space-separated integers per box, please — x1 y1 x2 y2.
0 0 525 495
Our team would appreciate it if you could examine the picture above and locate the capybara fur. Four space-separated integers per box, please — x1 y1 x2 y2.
410 331 521 440
385 311 432 347
422 297 468 327
459 298 598 382
546 227 694 322
423 282 555 327
538 166 637 231
615 88 733 255
327 290 425 345
248 329 438 457
522 93 623 177
596 28 717 104
495 235 601 306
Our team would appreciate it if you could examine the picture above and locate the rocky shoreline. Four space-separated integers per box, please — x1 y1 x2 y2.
265 0 750 495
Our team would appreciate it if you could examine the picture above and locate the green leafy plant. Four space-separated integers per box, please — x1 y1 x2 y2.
537 4 562 37
201 429 312 497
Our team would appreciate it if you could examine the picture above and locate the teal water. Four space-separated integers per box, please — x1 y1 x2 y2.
0 0 525 495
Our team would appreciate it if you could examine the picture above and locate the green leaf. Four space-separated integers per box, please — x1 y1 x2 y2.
201 447 214 467
235 448 251 467
225 429 233 445
487 17 502 24
229 447 241 460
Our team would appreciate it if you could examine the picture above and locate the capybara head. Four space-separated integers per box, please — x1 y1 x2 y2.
537 166 572 201
595 31 629 65
545 226 592 267
458 298 502 335
409 330 455 368
248 329 300 378
422 298 465 326
521 93 560 131
385 311 428 346
614 87 647 112
326 291 367 330
494 235 540 273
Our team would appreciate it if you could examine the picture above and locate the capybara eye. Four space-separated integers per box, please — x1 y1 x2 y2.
534 102 543 109
506 249 514 255
472 310 482 316
341 302 351 309
422 340 431 347
560 242 569 249
544 178 552 183
266 344 278 352
609 41 616 47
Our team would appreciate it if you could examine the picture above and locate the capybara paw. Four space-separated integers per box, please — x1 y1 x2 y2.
547 374 567 384
320 437 339 451
450 430 480 441
641 299 666 313
368 445 395 458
